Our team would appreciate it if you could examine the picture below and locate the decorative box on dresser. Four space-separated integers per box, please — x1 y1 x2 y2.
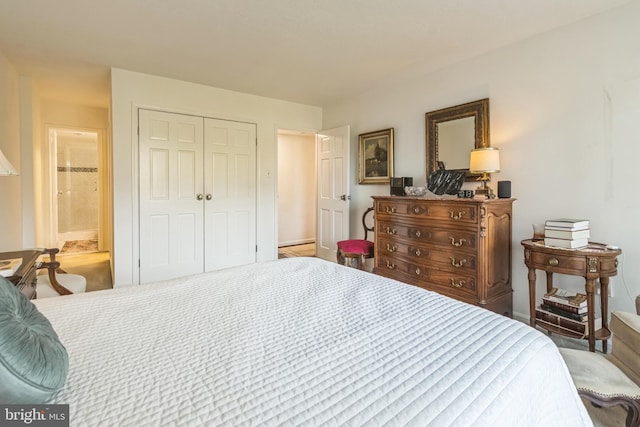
372 196 514 317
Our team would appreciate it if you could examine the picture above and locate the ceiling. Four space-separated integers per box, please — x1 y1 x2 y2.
0 0 632 108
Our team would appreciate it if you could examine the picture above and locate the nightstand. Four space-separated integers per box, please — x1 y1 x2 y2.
521 239 622 352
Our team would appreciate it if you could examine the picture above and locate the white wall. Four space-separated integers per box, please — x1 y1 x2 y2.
324 1 640 319
0 51 21 251
19 77 36 248
111 68 322 286
277 132 316 246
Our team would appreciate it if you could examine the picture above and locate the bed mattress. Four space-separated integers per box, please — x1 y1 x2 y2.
34 257 592 426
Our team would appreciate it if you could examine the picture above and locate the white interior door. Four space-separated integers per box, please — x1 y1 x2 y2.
139 110 204 283
203 118 257 270
316 125 350 261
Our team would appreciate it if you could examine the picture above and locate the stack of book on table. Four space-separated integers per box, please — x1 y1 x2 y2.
536 287 601 338
543 218 590 249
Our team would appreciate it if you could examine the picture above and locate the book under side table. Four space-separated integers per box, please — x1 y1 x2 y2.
521 239 622 352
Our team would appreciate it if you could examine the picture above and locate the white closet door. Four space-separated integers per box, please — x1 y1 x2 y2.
203 118 257 270
139 110 204 283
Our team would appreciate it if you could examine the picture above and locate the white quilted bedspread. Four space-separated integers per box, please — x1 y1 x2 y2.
34 258 592 426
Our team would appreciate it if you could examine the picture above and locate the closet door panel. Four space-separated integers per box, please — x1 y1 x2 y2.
139 110 204 283
204 119 257 271
211 153 229 199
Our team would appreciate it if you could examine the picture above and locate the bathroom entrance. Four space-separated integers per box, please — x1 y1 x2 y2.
49 127 101 253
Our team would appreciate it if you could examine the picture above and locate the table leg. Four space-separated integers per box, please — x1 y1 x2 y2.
545 271 554 293
586 278 596 352
528 267 537 327
600 277 610 354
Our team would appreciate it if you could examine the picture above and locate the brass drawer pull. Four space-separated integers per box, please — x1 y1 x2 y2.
385 206 397 213
386 244 397 252
415 267 421 275
450 257 467 268
450 237 466 247
385 261 396 270
386 227 397 235
450 278 465 288
415 248 422 256
415 229 422 238
548 258 559 266
413 206 420 214
449 211 465 220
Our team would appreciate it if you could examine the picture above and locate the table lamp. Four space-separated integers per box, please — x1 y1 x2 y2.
0 149 19 176
469 147 499 198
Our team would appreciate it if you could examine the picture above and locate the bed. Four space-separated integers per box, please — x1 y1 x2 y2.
29 257 591 426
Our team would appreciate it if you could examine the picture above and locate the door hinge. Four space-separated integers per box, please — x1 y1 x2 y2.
256 245 258 253
138 259 141 267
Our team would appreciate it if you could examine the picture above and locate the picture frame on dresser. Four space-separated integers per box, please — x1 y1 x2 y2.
358 128 394 184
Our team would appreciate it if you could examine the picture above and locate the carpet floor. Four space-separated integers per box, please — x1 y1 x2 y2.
39 251 113 292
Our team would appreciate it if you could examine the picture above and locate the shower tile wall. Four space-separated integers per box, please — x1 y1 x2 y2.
57 136 99 234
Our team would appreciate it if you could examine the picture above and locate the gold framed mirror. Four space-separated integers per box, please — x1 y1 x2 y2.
425 98 490 181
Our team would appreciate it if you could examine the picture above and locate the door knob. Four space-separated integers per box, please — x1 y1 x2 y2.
196 194 203 200
206 194 212 200
340 194 351 201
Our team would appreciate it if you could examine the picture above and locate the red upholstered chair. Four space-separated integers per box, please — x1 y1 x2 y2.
336 207 374 270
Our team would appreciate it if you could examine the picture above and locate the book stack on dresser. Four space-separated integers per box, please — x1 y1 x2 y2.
543 218 590 249
536 287 601 338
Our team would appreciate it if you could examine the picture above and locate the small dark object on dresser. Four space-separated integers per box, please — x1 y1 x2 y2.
390 177 413 196
498 181 511 198
427 164 465 195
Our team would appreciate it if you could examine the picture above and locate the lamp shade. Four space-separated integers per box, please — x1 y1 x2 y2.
469 147 500 173
0 149 19 176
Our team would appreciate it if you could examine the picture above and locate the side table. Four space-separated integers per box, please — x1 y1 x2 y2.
0 249 43 300
521 239 621 352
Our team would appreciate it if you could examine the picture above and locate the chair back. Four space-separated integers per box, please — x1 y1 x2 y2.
362 207 374 241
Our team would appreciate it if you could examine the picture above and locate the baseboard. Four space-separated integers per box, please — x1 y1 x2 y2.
278 239 315 248
512 311 529 324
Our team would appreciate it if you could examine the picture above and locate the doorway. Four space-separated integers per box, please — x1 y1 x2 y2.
277 130 316 256
49 128 101 253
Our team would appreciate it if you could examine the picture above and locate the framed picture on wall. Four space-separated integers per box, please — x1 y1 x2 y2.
358 128 394 184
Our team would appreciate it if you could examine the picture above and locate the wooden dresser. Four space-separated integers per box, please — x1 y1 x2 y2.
372 196 514 316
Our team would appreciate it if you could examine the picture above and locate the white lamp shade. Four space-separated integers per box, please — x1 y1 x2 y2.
469 147 500 173
0 149 19 175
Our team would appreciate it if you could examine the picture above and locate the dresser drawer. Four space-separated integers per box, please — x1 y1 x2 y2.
377 254 477 297
378 237 477 273
376 199 478 225
378 220 477 251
